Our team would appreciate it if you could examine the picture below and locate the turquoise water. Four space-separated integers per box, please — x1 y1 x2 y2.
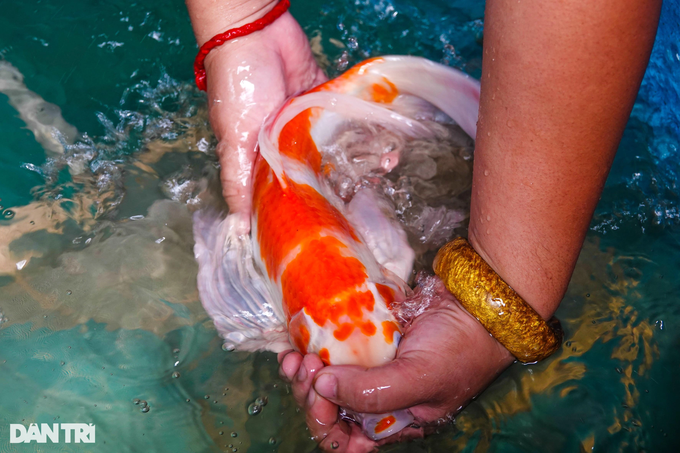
0 0 678 452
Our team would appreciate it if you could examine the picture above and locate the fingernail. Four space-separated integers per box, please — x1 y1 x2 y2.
315 374 337 400
296 363 307 382
307 389 316 407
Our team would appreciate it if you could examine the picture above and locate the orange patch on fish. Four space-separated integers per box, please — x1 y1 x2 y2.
277 110 322 173
382 321 401 344
281 237 376 330
253 161 358 278
291 322 310 355
360 320 377 336
375 283 396 309
309 57 385 94
319 348 330 365
370 79 399 103
374 415 397 434
333 322 355 341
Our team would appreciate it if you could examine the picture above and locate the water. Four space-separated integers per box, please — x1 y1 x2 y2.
0 0 678 452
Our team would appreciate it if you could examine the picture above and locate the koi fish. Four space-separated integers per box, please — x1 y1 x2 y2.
193 56 480 440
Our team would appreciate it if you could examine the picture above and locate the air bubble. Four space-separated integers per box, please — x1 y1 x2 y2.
133 399 141 405
268 437 276 445
3 209 15 219
331 441 339 449
248 402 262 415
141 406 150 413
222 343 236 352
255 396 268 406
230 432 237 438
66 290 72 295
172 371 180 379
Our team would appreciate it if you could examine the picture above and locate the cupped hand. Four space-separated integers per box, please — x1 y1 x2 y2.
278 278 516 452
203 11 326 232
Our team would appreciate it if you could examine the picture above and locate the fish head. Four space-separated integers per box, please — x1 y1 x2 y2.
287 278 405 368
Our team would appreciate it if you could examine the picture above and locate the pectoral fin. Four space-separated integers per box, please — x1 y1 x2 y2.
193 210 289 352
346 189 414 283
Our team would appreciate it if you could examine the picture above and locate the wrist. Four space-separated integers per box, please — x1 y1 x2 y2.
467 226 559 320
187 0 279 46
450 294 516 367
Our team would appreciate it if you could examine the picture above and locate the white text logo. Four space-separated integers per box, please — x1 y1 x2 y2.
9 423 95 443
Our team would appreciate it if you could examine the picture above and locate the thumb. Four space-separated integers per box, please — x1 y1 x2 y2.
216 139 257 219
313 357 432 414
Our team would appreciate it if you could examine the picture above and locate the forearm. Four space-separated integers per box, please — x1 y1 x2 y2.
470 0 661 319
185 0 278 45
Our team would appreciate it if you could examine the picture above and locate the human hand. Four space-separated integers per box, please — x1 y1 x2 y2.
200 7 326 232
278 277 515 452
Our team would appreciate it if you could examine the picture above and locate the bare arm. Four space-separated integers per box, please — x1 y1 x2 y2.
470 0 662 319
185 0 277 46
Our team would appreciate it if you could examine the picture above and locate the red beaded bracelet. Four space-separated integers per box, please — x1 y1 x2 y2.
194 0 291 91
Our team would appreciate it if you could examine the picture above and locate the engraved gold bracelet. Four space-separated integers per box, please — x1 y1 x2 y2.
433 237 563 363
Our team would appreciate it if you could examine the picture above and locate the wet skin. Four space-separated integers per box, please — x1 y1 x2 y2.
279 280 514 453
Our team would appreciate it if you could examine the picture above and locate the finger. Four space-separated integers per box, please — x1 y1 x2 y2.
313 357 433 414
216 140 257 218
279 351 302 382
318 423 378 453
277 349 294 364
291 353 324 408
314 66 329 85
305 386 341 444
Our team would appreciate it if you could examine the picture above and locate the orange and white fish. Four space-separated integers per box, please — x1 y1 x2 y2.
194 56 480 440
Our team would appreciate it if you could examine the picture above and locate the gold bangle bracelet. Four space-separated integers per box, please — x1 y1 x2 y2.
433 237 563 363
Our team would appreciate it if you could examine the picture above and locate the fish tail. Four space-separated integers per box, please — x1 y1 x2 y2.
365 56 481 139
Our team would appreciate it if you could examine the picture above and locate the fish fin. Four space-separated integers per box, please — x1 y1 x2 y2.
193 210 290 353
365 56 481 139
346 189 414 283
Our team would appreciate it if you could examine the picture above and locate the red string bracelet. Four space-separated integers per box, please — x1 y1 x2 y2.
194 0 291 91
